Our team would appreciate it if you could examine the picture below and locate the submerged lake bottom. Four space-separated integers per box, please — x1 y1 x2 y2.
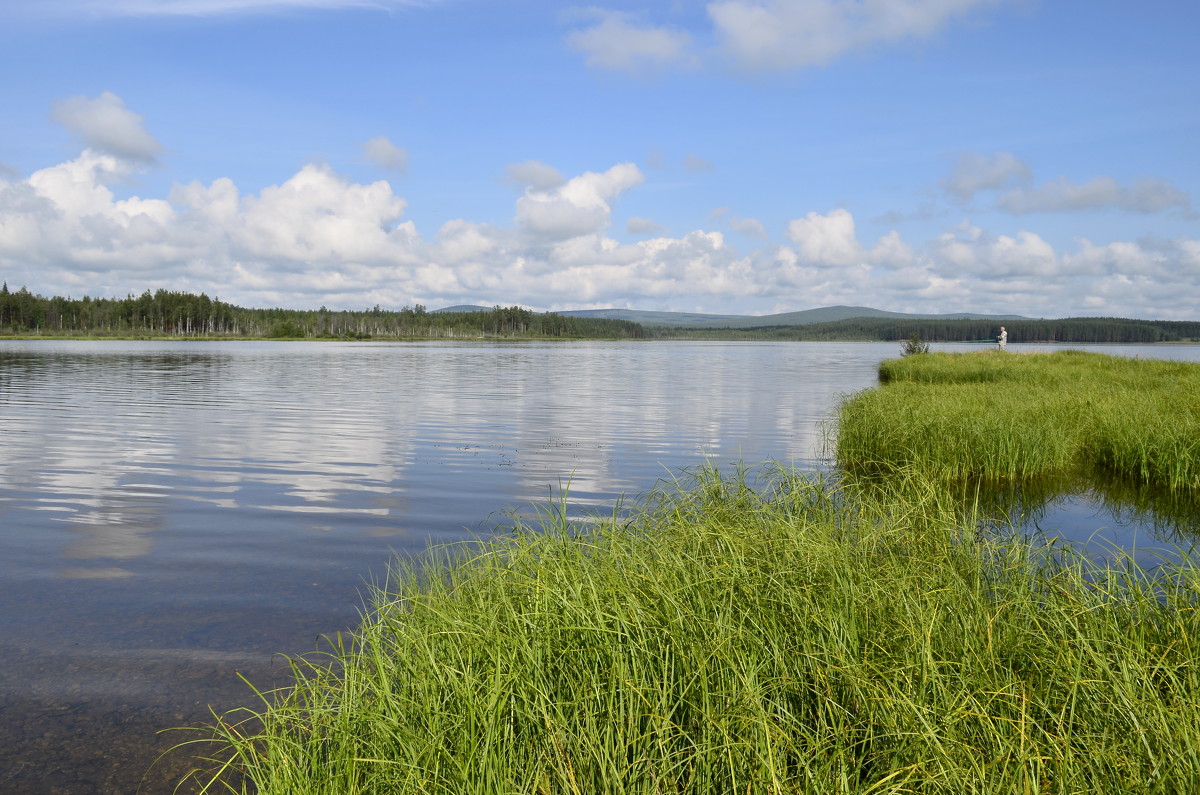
0 340 1197 792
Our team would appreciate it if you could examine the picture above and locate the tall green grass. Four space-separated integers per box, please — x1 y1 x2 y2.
837 350 1200 490
182 466 1200 794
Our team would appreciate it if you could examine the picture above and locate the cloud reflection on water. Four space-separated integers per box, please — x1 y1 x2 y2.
0 340 865 577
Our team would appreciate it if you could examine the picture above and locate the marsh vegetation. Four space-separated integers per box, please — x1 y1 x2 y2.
837 350 1200 491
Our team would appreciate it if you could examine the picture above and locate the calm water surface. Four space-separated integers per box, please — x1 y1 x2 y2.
0 339 1196 792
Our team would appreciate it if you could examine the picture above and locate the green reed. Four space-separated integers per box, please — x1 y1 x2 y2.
838 350 1200 491
180 464 1200 794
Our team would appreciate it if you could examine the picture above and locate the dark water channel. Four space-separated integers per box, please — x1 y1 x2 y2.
0 340 1196 793
969 473 1200 570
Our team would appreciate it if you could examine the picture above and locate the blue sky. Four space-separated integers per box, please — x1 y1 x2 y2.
0 0 1196 318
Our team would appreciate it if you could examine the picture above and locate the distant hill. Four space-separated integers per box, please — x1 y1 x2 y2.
556 305 1029 328
432 304 492 313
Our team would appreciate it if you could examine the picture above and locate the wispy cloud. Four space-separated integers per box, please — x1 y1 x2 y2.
940 151 1031 201
565 9 697 75
51 92 163 163
939 151 1192 215
21 0 431 19
566 0 1010 74
683 153 714 173
708 0 1006 71
997 176 1191 215
626 217 665 236
362 136 408 174
504 160 565 191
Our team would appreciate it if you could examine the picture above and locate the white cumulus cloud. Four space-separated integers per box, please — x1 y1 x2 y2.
4 150 177 271
928 221 1059 277
785 208 864 267
515 163 644 241
234 163 413 265
3 130 1199 320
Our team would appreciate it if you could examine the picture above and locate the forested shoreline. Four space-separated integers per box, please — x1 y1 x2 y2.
0 284 645 340
2 282 1197 343
651 316 1200 344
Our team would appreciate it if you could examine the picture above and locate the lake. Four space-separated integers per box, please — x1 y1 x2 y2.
1 339 1197 792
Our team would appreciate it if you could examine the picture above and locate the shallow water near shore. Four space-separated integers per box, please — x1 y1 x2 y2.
0 339 1197 792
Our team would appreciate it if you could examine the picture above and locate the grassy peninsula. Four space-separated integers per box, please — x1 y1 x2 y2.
837 350 1200 491
186 353 1200 794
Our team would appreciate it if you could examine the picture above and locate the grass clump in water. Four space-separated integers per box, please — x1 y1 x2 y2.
184 465 1200 794
836 350 1200 491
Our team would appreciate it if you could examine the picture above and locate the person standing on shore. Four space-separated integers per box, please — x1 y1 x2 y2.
998 326 1008 351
